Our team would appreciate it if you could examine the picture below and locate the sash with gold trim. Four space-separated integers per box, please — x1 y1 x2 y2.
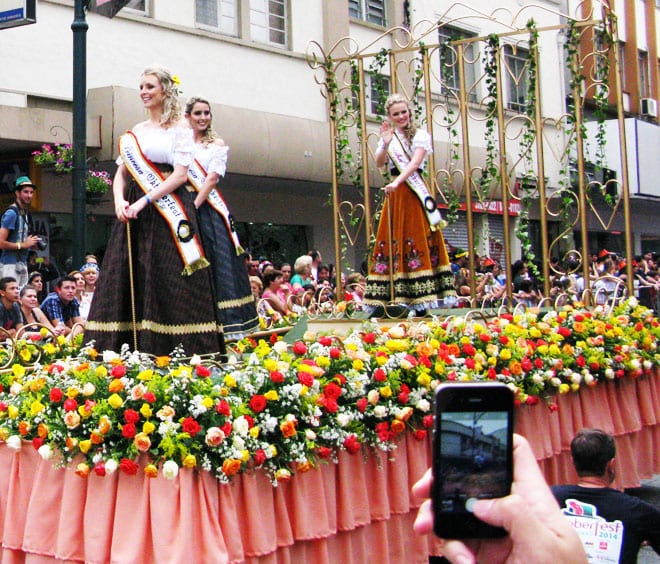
187 158 244 256
119 131 209 276
388 132 444 229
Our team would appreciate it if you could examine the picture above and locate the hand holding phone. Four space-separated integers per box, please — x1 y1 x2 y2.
432 382 514 539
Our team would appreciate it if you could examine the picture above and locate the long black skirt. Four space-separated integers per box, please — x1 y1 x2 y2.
85 179 225 356
197 202 258 341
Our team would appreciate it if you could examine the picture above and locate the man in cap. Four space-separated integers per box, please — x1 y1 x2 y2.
0 177 42 287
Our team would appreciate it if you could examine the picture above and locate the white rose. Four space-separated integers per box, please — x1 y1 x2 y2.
273 341 288 354
532 374 543 385
189 354 202 366
232 435 245 451
82 382 96 396
38 444 53 460
6 435 22 450
605 368 615 379
162 460 179 480
337 413 351 427
584 373 594 386
416 399 431 413
9 382 22 396
305 429 317 440
367 389 380 405
374 405 387 418
232 416 249 436
104 459 118 475
102 350 120 363
551 377 562 387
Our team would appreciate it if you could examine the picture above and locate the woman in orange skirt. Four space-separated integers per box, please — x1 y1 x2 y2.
364 93 455 314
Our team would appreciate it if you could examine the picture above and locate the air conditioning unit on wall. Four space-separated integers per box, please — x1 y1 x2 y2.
641 98 658 118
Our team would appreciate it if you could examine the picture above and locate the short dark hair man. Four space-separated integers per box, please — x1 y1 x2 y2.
0 177 42 288
552 428 660 564
0 277 23 338
40 275 82 336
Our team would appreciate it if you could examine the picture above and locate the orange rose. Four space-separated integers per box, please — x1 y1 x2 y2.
133 432 151 453
297 461 313 473
509 360 522 376
391 419 406 435
222 458 242 476
108 378 124 393
155 356 171 368
279 420 297 438
415 342 433 357
90 430 104 445
18 421 30 436
75 462 90 478
144 464 159 478
98 416 112 434
37 423 49 439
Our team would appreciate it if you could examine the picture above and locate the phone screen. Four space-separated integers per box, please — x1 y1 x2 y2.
432 383 513 538
436 410 510 513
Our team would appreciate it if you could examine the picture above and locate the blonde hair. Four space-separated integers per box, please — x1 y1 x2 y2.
142 66 181 127
384 93 417 140
293 255 313 275
185 96 218 145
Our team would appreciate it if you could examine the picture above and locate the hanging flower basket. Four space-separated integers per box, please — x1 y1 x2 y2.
32 143 73 174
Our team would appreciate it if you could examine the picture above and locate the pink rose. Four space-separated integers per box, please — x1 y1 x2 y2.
205 427 225 447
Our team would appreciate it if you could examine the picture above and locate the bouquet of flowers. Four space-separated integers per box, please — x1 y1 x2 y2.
0 298 657 485
86 170 112 194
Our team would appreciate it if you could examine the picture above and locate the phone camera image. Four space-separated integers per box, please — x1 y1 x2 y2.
432 383 513 539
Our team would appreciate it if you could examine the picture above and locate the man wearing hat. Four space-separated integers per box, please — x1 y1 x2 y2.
0 177 42 288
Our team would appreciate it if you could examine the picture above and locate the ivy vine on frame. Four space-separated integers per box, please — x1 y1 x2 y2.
513 20 539 276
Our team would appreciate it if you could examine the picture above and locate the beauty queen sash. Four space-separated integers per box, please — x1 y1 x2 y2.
388 132 444 230
187 159 244 256
119 131 209 276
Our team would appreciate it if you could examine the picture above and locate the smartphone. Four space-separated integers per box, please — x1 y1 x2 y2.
432 382 514 539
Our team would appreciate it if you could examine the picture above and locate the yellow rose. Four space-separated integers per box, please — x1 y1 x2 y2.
416 373 431 388
264 390 279 401
223 374 237 388
249 426 261 438
201 396 214 409
95 365 108 378
7 406 19 419
19 348 32 362
79 439 92 453
316 356 330 368
107 393 124 409
379 385 392 398
155 356 171 368
182 454 197 468
140 403 153 418
108 379 124 393
263 358 278 372
142 420 156 435
376 355 387 366
500 348 512 361
352 358 364 371
30 400 45 416
559 383 570 394
240 449 250 462
11 364 26 377
66 387 79 399
137 369 154 381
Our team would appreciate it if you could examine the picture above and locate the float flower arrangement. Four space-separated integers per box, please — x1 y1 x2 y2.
0 298 657 484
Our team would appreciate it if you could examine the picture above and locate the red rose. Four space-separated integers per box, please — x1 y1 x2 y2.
119 458 139 475
548 403 559 412
317 446 332 459
292 341 307 355
526 395 539 406
297 371 313 387
221 422 232 436
121 423 136 438
32 437 44 450
521 358 532 372
373 368 387 382
0 384 2 393
413 429 427 441
270 370 284 383
403 354 418 367
269 333 279 344
356 397 368 412
487 367 497 380
181 417 202 436
0 402 6 412
244 415 255 428
143 391 156 403
419 356 431 368
323 382 342 400
499 335 509 345
398 391 409 404
343 434 361 454
534 358 544 369
423 415 434 428
216 400 231 416
479 333 491 343
49 388 63 403
462 344 476 357
63 398 78 412
318 336 332 346
557 327 571 338
465 358 476 370
253 449 266 466
195 365 211 378
123 409 140 424
321 397 338 413
249 395 267 413
94 462 106 477
576 355 586 368
329 347 341 359
110 364 127 378
362 332 376 344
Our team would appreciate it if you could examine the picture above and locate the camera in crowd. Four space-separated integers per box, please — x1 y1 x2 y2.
32 235 47 251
